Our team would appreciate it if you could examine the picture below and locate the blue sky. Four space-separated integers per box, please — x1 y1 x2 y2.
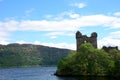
0 0 120 50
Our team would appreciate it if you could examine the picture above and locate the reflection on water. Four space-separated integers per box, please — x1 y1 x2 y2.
57 76 119 80
0 67 119 80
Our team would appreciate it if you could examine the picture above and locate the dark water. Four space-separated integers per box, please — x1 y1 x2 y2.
0 67 119 80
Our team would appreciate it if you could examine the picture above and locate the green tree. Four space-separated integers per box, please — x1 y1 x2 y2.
56 43 117 76
109 49 120 76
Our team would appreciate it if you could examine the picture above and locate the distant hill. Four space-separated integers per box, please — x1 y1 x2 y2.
0 43 71 68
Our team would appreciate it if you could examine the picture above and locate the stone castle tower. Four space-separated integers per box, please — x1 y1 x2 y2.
76 31 97 51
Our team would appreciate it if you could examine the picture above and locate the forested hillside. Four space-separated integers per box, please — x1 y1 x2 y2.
0 43 71 68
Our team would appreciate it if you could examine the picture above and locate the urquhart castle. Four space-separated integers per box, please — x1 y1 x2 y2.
76 31 118 52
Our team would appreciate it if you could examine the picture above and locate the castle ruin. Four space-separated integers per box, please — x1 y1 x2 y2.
102 46 118 52
76 31 97 51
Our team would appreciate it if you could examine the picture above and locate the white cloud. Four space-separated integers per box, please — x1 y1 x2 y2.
38 42 76 50
0 31 9 37
1 20 19 31
18 15 119 31
70 3 86 8
45 11 80 20
0 20 18 41
0 29 10 41
109 31 120 39
44 31 65 36
108 18 120 28
12 40 76 50
113 12 120 17
0 41 9 45
44 32 60 39
19 14 120 30
1 13 120 32
18 20 79 31
16 40 27 44
34 41 76 50
0 13 120 42
45 15 53 19
98 37 120 49
66 33 74 36
44 31 75 38
50 36 57 39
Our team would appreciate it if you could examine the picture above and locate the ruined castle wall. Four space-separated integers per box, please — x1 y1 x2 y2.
76 31 97 51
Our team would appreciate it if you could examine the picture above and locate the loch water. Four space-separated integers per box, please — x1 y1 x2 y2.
0 67 119 80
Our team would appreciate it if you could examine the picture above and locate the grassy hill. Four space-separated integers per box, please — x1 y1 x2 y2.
0 43 71 68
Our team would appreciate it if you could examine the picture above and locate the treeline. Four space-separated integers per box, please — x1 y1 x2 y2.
0 43 70 68
56 43 120 77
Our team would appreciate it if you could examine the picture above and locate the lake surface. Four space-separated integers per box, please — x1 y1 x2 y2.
0 67 119 80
